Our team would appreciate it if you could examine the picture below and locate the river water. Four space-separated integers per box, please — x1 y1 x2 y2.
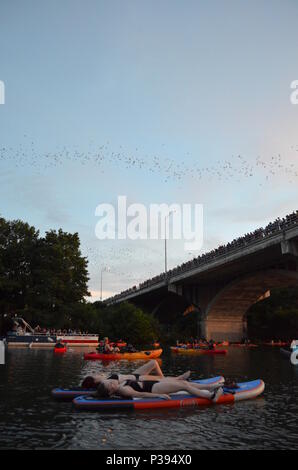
0 346 297 450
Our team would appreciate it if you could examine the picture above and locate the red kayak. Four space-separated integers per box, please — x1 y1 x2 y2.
54 343 67 354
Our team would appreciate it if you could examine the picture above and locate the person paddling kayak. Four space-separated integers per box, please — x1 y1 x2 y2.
97 337 120 353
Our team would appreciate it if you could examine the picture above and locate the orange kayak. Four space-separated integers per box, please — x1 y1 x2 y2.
84 348 163 361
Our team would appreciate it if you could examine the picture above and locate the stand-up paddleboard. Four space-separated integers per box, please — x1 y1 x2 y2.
170 347 227 355
73 379 264 411
84 348 162 361
52 376 225 401
290 350 298 365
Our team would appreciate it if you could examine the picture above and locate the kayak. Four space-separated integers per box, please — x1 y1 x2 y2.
170 347 227 355
54 343 67 354
51 375 225 401
230 343 258 348
264 342 289 347
73 379 265 411
84 348 163 361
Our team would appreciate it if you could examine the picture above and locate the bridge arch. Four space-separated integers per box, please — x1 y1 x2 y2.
202 269 298 341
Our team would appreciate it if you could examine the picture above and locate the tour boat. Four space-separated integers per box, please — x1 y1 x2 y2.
6 317 99 348
56 334 99 346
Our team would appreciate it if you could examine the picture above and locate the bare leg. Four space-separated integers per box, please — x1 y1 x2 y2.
138 373 189 381
133 360 164 377
151 379 214 399
137 375 219 389
188 381 222 391
177 371 191 380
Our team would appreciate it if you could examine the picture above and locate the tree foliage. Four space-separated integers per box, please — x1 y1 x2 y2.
92 302 160 346
0 217 90 330
247 287 298 339
0 216 160 346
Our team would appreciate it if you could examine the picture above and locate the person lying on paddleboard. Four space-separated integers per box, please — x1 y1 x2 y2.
81 359 201 389
81 359 224 392
95 376 224 403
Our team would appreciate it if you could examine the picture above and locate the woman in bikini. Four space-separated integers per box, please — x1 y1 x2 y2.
81 359 194 388
95 375 224 403
81 359 223 391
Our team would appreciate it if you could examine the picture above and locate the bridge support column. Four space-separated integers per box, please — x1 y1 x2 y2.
281 239 298 256
201 317 247 342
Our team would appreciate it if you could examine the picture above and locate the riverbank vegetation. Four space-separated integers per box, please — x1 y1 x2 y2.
247 287 298 340
0 217 160 345
0 217 89 331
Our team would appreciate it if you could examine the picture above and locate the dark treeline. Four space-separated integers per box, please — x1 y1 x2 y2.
92 301 160 346
247 287 298 340
0 217 89 329
0 216 160 345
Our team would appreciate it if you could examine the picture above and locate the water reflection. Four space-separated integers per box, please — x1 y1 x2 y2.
0 347 297 449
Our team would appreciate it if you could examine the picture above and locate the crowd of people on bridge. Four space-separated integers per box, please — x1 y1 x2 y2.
109 210 298 303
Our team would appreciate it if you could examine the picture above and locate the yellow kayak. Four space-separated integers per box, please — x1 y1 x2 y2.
171 347 227 356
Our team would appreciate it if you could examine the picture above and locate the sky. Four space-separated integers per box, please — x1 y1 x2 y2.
0 0 298 300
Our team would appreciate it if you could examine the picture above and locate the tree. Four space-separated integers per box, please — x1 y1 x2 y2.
247 287 298 339
0 216 91 332
27 229 90 326
97 302 160 346
0 217 39 315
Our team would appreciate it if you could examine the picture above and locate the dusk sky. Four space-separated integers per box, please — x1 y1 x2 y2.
1 0 298 299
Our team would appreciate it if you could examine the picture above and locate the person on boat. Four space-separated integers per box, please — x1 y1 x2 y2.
95 376 224 403
98 337 120 353
208 339 215 350
81 359 220 390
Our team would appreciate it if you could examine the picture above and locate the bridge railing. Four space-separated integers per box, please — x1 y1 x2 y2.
107 211 298 303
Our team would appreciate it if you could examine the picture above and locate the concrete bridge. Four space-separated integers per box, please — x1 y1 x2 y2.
106 213 298 341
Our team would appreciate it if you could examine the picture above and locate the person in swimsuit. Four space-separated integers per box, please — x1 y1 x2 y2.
81 359 197 389
95 377 224 403
101 337 120 353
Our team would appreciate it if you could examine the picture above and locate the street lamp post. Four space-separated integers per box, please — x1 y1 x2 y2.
164 210 175 275
100 266 110 301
